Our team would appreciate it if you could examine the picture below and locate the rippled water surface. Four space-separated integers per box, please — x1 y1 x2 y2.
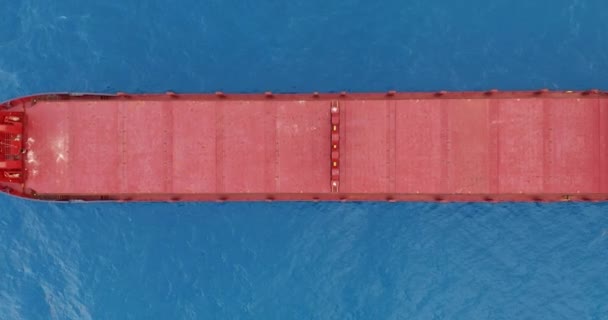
1 1 607 319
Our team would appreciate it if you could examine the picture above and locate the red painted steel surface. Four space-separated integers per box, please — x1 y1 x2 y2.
1 90 607 202
0 111 25 185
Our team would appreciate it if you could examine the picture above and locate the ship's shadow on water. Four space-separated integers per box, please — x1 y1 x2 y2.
1 0 608 318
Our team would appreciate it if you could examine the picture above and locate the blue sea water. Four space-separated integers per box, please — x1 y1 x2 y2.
0 0 607 319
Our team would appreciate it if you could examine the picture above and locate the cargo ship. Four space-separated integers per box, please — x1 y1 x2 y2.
1 90 607 202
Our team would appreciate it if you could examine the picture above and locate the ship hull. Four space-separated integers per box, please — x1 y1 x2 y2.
1 90 607 202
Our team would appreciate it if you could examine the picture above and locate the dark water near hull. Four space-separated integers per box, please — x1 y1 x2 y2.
1 1 607 319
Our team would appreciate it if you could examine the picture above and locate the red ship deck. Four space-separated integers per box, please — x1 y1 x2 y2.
1 91 608 202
